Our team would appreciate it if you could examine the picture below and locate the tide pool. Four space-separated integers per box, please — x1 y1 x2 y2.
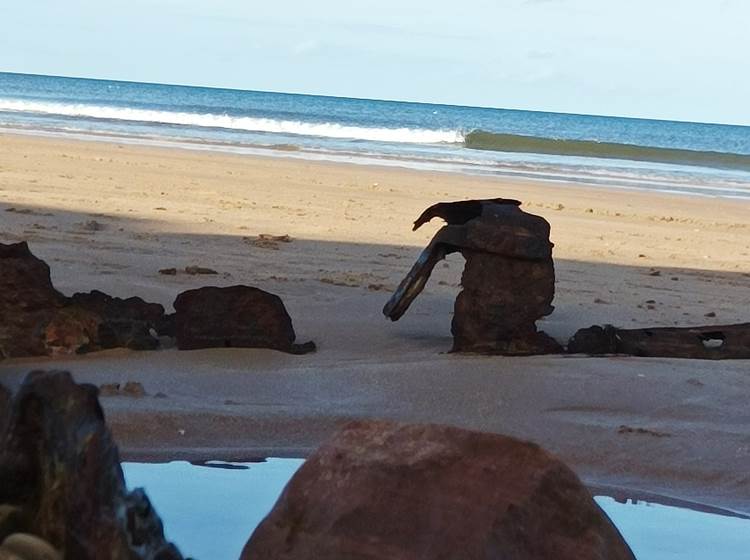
123 460 750 560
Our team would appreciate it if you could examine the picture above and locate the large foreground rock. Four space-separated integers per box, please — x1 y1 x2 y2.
0 371 183 559
173 285 315 354
242 420 635 560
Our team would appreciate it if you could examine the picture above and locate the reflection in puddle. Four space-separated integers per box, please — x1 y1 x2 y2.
123 459 304 560
595 496 750 560
123 460 750 560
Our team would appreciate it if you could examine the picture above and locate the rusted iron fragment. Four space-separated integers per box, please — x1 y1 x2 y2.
568 323 750 359
384 199 561 355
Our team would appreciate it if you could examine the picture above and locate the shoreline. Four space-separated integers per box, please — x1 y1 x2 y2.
1 132 750 515
3 127 750 201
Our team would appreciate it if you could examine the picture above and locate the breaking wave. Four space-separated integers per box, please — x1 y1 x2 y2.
4 97 750 172
464 130 750 171
0 98 464 144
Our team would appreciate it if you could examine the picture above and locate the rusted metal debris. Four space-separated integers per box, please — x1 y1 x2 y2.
568 323 750 359
384 199 561 355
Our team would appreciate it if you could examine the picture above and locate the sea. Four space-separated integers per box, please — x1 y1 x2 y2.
2 71 750 199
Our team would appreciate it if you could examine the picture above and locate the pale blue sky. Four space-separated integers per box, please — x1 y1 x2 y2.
2 0 749 125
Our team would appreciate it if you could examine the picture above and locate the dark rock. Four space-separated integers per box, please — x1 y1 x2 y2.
156 313 177 338
184 266 218 275
617 425 671 438
158 268 177 276
69 290 165 326
0 242 64 308
0 242 166 357
568 323 750 359
2 242 316 359
0 371 183 559
567 325 618 355
0 242 67 358
241 420 634 560
384 199 561 355
69 290 164 351
173 286 315 354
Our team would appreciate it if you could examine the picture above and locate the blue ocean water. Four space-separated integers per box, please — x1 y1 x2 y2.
2 71 750 198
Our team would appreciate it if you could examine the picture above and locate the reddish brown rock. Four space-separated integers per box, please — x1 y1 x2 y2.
241 420 635 560
1 242 317 359
41 305 102 355
384 199 561 354
0 242 165 357
0 242 66 358
68 290 165 328
0 371 183 559
69 290 165 350
173 285 315 354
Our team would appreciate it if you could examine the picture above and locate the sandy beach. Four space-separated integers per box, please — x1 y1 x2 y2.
1 132 749 513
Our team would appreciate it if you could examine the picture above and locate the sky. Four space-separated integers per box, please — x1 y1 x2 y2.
2 0 749 125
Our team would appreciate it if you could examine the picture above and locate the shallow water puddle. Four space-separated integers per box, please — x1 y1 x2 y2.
595 496 749 559
123 460 750 560
123 459 304 560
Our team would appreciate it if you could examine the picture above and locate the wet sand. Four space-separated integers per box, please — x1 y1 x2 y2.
1 132 749 513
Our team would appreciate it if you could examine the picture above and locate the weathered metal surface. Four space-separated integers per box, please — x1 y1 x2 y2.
568 323 750 359
385 199 561 355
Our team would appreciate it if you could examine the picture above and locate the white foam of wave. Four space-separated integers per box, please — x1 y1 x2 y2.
0 98 464 144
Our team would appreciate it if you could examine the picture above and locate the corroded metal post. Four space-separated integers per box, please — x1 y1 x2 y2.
384 198 561 355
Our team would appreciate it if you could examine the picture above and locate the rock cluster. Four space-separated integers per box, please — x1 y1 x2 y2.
0 371 183 559
0 241 313 359
0 242 165 358
242 420 635 560
384 199 561 354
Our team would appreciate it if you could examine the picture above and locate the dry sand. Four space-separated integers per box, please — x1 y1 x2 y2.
1 132 749 513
